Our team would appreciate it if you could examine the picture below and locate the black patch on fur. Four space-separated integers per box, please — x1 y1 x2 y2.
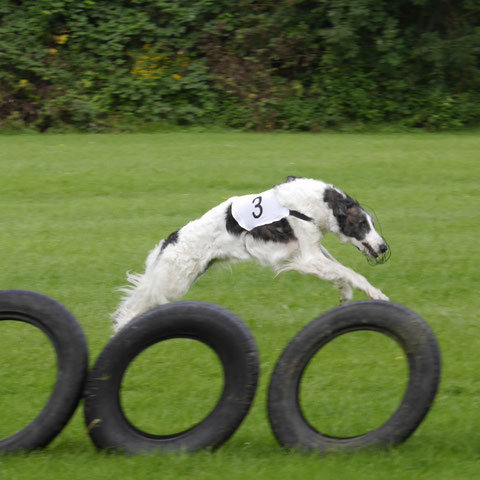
323 187 371 241
225 204 246 236
226 203 296 243
161 229 180 252
249 218 296 243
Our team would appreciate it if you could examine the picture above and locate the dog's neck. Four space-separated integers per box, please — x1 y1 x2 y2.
275 179 335 234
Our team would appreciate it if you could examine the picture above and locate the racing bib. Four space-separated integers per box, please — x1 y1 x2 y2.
231 189 290 231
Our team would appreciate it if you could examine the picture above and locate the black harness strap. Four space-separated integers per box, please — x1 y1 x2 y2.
289 210 313 222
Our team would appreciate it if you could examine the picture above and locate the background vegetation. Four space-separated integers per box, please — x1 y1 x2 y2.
1 0 479 132
0 131 479 479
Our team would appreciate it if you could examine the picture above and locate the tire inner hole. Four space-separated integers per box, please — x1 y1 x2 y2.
121 338 224 436
299 330 409 438
0 320 57 438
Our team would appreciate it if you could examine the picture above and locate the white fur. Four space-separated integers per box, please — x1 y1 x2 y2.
112 177 389 332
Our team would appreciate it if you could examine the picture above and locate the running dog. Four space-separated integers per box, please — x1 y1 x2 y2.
112 176 389 332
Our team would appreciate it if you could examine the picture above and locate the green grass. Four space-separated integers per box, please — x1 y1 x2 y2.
0 130 479 479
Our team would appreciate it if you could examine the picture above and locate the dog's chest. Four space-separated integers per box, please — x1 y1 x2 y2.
231 189 290 231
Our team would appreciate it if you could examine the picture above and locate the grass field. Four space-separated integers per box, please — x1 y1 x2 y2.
0 130 479 479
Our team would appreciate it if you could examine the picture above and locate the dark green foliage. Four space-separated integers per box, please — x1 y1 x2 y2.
1 0 479 131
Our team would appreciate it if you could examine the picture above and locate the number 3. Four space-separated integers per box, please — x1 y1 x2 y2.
252 196 263 219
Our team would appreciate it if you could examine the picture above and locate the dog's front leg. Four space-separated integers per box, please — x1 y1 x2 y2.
319 245 353 303
336 281 354 304
292 256 389 301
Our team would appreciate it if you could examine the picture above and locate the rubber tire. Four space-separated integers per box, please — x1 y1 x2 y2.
84 301 259 454
0 290 89 453
267 301 441 454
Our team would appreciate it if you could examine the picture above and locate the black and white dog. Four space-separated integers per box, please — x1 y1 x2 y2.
112 176 389 332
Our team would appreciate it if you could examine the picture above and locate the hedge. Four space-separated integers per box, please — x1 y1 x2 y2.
1 0 479 131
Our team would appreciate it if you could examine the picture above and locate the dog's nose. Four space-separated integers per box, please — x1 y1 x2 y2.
379 243 388 254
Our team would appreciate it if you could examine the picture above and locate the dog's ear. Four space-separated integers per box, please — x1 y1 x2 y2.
324 187 358 218
285 176 298 183
324 188 345 217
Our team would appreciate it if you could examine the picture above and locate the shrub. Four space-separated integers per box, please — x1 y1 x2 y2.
1 0 479 131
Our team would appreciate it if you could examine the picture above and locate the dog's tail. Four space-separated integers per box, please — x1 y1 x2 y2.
111 271 146 332
111 241 167 333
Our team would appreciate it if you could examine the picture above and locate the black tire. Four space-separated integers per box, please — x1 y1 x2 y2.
0 289 89 453
84 301 259 454
267 301 441 454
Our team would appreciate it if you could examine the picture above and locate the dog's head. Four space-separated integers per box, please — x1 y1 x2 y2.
324 187 389 264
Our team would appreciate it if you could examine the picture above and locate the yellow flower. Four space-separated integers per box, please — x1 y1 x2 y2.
172 74 183 81
18 79 29 88
49 48 58 55
53 34 69 45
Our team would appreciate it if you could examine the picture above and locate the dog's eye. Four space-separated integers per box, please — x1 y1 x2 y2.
360 219 370 230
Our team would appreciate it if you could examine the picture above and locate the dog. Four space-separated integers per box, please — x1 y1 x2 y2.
112 176 389 332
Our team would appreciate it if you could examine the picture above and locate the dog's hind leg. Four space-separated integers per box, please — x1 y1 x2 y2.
111 252 203 333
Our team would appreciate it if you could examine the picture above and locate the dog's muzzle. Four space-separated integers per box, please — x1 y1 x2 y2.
363 241 390 265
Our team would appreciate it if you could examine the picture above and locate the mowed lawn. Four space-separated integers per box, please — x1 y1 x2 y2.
0 131 479 479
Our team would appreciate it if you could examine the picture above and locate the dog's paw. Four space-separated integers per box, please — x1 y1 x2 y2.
369 289 389 301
